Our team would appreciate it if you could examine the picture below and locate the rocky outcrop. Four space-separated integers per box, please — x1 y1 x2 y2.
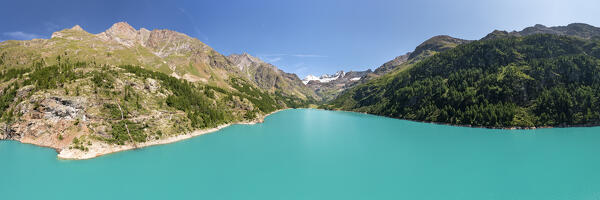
97 22 140 47
41 97 87 121
373 53 410 75
0 95 89 149
145 78 160 93
228 53 266 71
51 25 91 39
71 25 84 32
16 85 35 98
227 53 319 100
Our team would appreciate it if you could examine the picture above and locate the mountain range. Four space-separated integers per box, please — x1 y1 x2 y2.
0 22 316 158
2 22 600 158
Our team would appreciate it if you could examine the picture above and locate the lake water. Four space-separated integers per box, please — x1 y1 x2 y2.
1 109 600 199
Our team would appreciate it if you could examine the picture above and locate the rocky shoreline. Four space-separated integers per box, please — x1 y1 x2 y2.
57 109 287 160
7 109 287 160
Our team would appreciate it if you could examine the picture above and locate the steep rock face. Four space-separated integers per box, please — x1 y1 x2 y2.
227 53 319 100
228 53 265 70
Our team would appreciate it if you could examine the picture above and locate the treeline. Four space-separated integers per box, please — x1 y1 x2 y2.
1 59 87 123
119 65 229 128
229 77 282 113
0 68 30 82
23 60 87 90
0 84 17 122
330 34 600 127
1 56 302 146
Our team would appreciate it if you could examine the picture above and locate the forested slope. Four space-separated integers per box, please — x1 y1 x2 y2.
328 34 600 128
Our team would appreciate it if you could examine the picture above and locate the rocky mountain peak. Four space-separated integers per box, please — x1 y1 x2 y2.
409 35 470 60
242 53 263 63
103 22 137 39
96 22 146 47
227 53 265 70
481 30 513 40
70 25 84 31
144 29 195 49
50 25 89 38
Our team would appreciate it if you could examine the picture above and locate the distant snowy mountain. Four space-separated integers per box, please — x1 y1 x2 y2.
302 71 344 84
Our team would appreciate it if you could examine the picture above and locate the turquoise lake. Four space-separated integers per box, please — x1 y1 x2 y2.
1 109 600 199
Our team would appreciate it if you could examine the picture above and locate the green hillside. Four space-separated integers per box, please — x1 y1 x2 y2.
327 34 600 128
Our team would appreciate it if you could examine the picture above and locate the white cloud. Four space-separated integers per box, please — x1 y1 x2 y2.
3 31 44 40
264 57 282 63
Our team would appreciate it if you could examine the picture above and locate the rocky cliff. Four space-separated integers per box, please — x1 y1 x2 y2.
227 53 319 101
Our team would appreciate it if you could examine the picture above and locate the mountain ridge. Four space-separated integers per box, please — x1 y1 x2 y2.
482 23 600 40
327 24 600 128
227 53 319 100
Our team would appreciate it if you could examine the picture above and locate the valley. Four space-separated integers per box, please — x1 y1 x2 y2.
2 22 600 159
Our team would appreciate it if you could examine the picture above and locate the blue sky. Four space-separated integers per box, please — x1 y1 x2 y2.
1 0 599 78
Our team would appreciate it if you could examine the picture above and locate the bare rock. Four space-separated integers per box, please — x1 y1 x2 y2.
42 96 87 121
71 25 84 31
0 122 18 140
16 85 35 98
145 78 160 93
97 22 139 47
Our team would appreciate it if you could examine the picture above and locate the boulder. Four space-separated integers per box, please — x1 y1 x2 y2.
145 78 160 93
16 85 35 98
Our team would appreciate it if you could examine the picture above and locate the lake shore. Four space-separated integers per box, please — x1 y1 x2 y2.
321 108 600 130
56 109 288 160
